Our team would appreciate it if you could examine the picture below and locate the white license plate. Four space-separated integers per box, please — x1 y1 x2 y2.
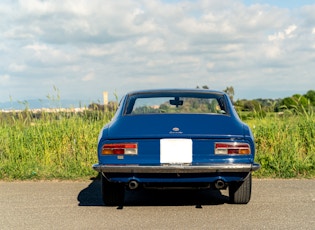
160 139 192 164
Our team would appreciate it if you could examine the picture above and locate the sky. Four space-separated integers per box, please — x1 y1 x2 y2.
1 0 315 104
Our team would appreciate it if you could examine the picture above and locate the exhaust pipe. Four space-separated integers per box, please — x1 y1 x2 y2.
214 180 226 189
128 180 139 190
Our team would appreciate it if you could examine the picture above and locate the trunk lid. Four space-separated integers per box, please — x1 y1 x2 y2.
107 114 245 139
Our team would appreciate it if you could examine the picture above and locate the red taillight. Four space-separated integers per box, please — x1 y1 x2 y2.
102 143 138 155
215 142 251 155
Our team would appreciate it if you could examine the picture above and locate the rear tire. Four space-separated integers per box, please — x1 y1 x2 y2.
101 174 125 206
229 173 252 204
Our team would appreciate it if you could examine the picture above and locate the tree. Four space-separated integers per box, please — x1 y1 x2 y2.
223 86 235 103
196 85 210 89
305 90 315 105
280 97 296 110
279 94 309 114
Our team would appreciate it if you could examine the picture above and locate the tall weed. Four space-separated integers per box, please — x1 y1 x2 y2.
248 114 315 178
0 110 113 180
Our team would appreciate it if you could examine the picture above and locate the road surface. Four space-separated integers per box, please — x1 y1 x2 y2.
0 178 314 229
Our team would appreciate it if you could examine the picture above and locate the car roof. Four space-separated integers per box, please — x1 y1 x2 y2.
126 88 226 96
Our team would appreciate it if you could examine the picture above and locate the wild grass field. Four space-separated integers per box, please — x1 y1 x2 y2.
0 108 314 180
247 114 315 178
0 110 112 180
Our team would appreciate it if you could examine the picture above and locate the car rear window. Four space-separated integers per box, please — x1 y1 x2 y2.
124 93 229 115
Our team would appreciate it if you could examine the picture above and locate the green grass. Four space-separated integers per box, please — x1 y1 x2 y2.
247 114 315 178
0 109 314 180
0 110 112 180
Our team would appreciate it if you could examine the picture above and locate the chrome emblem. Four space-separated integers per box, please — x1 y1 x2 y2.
169 127 183 134
172 127 180 132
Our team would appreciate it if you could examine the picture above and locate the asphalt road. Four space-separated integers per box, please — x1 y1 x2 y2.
0 178 314 230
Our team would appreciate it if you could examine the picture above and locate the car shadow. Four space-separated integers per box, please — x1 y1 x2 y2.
77 174 230 208
77 174 104 206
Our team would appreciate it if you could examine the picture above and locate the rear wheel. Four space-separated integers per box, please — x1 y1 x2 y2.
101 174 125 206
229 173 252 204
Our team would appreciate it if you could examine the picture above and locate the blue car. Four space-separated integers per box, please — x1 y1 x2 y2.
93 89 260 205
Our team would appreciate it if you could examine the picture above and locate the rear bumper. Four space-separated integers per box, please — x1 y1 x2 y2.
92 163 260 174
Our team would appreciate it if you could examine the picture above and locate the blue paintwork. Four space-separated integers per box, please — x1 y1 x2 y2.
95 89 257 184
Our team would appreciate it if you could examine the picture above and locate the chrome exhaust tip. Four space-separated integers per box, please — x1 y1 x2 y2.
128 180 139 190
214 180 226 189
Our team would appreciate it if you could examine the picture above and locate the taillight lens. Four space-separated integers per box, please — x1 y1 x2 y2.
215 142 251 155
102 143 138 155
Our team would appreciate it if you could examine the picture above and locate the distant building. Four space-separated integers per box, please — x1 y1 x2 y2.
103 91 108 105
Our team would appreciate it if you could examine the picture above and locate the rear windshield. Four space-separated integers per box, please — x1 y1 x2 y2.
124 93 229 115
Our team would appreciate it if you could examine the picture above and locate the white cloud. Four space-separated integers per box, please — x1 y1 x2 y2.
8 63 26 72
268 24 297 41
23 43 76 66
263 43 283 58
285 24 297 36
0 74 10 86
206 62 215 69
82 72 95 82
0 0 315 103
84 46 114 57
